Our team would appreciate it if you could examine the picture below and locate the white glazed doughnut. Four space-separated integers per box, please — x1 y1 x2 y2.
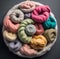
10 9 24 23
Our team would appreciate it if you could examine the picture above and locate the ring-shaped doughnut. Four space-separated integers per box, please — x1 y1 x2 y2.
18 19 34 43
3 16 20 33
19 1 36 13
43 29 56 42
10 9 24 23
30 35 47 50
34 24 44 35
3 30 17 41
9 40 22 51
31 5 51 23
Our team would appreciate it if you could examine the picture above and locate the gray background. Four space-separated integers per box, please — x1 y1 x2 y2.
0 0 60 59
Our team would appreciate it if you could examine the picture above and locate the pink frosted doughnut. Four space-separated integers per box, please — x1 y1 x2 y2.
3 16 20 33
31 5 51 23
34 24 44 35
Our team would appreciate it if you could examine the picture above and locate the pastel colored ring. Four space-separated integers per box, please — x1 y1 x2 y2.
3 30 17 41
9 40 22 51
10 9 24 23
18 19 34 43
3 16 20 33
31 5 51 23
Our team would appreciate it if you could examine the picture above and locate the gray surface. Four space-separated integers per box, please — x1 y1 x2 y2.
0 0 60 59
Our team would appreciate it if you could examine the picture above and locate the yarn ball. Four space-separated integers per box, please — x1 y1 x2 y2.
25 24 36 36
3 30 17 41
20 44 37 56
43 29 56 42
34 24 44 35
43 15 56 30
18 19 34 43
3 16 20 33
10 9 24 23
30 35 47 50
31 5 50 23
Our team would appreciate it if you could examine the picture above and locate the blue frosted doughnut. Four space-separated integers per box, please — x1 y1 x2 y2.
43 15 56 30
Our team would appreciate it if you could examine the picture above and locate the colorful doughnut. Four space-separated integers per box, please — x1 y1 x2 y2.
3 30 17 41
43 15 56 30
31 5 51 23
43 29 56 42
9 40 22 51
18 19 34 43
30 35 47 50
34 24 44 35
10 9 24 23
20 44 37 56
19 1 36 13
3 16 20 33
25 24 36 36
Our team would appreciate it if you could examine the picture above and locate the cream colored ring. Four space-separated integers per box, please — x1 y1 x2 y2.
3 30 17 41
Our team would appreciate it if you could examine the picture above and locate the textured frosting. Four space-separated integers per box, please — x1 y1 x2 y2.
30 35 47 50
25 24 36 36
3 16 20 33
9 40 22 51
18 19 34 43
20 44 37 56
3 30 17 41
43 29 56 42
43 15 56 30
34 24 44 35
19 1 36 13
10 9 24 23
31 5 50 23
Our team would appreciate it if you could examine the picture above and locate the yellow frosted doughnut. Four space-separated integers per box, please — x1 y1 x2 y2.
3 30 17 41
30 35 47 50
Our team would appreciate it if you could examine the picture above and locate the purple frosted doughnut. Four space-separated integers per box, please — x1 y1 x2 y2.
9 40 22 51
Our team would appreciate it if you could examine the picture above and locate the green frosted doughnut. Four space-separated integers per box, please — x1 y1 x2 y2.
18 19 34 43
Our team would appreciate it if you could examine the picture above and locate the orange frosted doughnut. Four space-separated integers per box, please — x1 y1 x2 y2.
3 16 20 33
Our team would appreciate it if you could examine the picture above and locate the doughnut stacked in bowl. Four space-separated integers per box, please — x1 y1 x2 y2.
2 1 58 58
